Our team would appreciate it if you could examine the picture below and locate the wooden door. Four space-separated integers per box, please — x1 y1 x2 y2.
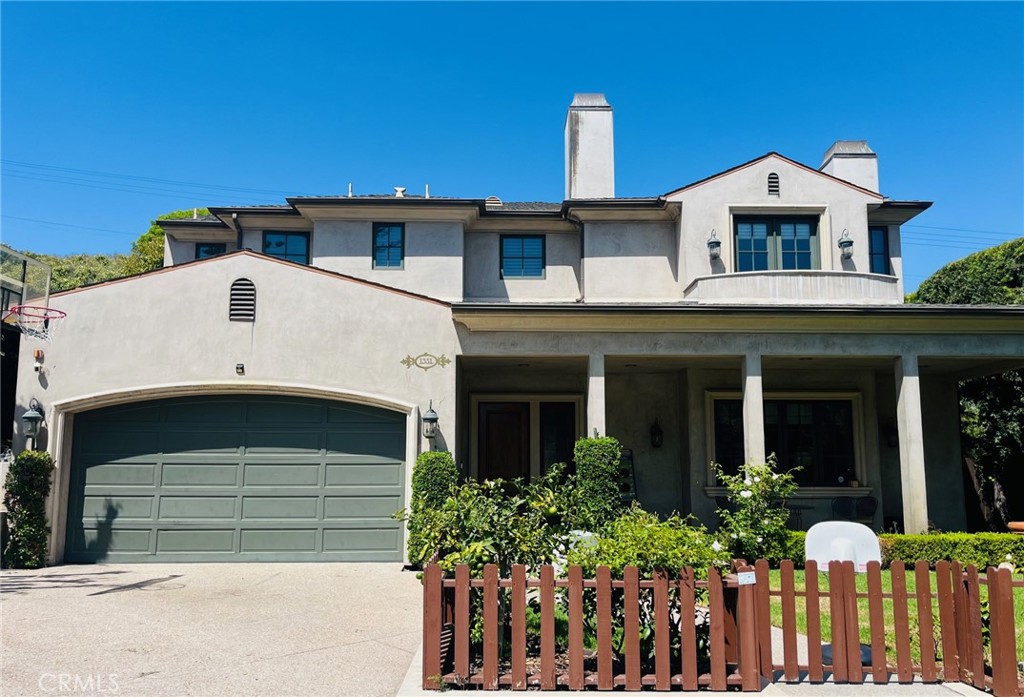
478 402 529 481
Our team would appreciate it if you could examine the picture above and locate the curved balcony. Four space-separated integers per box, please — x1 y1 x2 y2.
682 270 901 305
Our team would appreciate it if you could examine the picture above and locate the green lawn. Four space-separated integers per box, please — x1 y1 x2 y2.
765 569 1024 664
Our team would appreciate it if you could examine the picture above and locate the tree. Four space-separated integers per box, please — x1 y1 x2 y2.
909 237 1024 529
21 208 211 293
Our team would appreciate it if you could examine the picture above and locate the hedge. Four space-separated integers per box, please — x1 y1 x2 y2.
406 450 458 564
573 436 624 531
3 450 55 569
775 531 1023 570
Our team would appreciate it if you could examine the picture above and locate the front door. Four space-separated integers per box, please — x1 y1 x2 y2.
478 402 529 480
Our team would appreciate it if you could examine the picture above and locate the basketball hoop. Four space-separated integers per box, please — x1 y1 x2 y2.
2 305 66 342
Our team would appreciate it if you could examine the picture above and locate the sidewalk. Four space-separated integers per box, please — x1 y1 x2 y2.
395 644 988 697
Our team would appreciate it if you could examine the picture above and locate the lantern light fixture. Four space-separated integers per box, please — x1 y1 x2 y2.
707 229 722 260
838 229 854 260
422 401 439 440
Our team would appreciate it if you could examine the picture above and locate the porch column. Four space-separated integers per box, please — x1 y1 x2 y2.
587 352 607 436
895 354 929 533
742 352 765 465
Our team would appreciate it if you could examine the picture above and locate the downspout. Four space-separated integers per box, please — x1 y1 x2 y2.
233 213 243 250
566 211 585 302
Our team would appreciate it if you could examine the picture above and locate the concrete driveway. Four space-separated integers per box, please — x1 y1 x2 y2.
1 563 422 696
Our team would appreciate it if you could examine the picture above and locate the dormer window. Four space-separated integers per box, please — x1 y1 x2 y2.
767 173 780 197
735 216 819 271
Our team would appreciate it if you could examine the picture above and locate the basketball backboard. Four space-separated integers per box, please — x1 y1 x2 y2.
1 244 51 313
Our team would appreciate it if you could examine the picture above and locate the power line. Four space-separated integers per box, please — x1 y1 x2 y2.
904 223 1022 236
1 215 139 237
2 158 317 198
5 172 274 204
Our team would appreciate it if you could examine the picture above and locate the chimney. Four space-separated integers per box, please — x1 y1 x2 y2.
820 141 879 192
565 93 615 199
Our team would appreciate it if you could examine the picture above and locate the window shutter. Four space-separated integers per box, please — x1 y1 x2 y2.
229 278 256 321
767 172 780 197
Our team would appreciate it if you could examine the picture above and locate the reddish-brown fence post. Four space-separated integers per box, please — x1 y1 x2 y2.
422 563 442 690
935 560 960 682
964 565 986 690
986 566 1020 697
540 565 556 691
654 569 672 690
568 564 584 690
511 564 527 690
454 564 470 683
596 565 613 690
753 559 773 682
679 566 699 691
866 560 888 685
735 563 761 692
891 561 913 683
708 566 727 691
804 560 824 684
623 566 642 691
952 561 970 684
482 563 499 690
779 559 799 682
914 560 938 684
827 561 849 683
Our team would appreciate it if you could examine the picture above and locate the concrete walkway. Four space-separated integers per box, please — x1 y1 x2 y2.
2 563 422 696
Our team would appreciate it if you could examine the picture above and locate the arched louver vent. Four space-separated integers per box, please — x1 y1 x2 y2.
229 278 256 322
767 172 780 197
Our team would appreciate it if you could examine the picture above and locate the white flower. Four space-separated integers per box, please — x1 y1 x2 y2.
739 531 745 537
744 478 753 486
756 536 763 543
1007 553 1013 560
753 476 761 483
711 541 723 552
740 490 753 498
730 533 737 539
772 474 779 480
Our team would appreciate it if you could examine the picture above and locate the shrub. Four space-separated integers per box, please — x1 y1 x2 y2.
573 436 624 531
567 504 720 578
404 450 458 565
713 455 799 563
878 532 1024 569
3 450 54 569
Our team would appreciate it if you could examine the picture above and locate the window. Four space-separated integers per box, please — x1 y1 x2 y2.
500 235 545 278
713 397 856 487
869 226 890 274
734 216 819 271
195 243 226 260
262 231 309 265
767 173 780 197
229 278 256 322
372 223 404 268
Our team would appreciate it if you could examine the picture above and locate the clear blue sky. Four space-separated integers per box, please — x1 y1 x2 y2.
2 2 1022 291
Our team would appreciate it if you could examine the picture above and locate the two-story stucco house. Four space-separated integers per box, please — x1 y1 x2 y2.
14 94 1024 564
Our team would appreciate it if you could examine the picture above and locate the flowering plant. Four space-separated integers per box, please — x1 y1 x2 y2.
712 454 799 563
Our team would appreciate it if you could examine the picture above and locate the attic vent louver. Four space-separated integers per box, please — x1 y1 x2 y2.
229 278 256 322
767 172 780 197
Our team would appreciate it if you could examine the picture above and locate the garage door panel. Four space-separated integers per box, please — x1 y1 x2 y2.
81 495 153 520
158 496 237 520
326 432 404 459
82 463 158 487
162 463 239 487
323 528 401 552
157 529 235 553
245 431 322 453
241 497 319 520
240 529 318 552
161 430 242 454
243 464 320 487
323 495 402 519
68 395 406 563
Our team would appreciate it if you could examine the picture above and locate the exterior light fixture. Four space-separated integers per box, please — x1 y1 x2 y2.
838 229 854 260
707 229 722 260
236 363 245 375
22 399 44 449
650 419 664 449
422 401 439 440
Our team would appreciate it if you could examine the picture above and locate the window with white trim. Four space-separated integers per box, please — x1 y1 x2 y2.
734 216 819 271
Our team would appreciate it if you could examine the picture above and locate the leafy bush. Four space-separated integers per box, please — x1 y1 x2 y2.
573 436 624 531
405 450 458 564
567 504 720 578
713 455 799 563
3 450 54 568
878 532 1024 569
416 463 580 576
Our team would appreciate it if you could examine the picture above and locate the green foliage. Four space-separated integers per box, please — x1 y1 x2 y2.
909 237 1024 526
878 533 1024 569
120 209 211 276
405 450 458 563
713 455 799 563
414 463 581 575
573 436 625 531
567 504 720 578
2 450 54 568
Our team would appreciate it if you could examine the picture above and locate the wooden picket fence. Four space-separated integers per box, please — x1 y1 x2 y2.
422 559 1023 694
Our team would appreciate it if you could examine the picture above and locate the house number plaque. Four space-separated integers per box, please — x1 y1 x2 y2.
401 353 452 372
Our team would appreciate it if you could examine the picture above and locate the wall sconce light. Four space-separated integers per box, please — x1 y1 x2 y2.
22 399 44 449
707 229 722 260
33 349 44 373
236 363 245 375
422 401 439 440
838 229 854 260
650 419 664 449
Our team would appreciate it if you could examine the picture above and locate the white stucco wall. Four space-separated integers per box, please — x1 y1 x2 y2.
464 232 581 302
310 220 463 301
669 156 885 299
582 222 677 301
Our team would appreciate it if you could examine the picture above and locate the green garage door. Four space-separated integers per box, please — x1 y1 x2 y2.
65 395 407 563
